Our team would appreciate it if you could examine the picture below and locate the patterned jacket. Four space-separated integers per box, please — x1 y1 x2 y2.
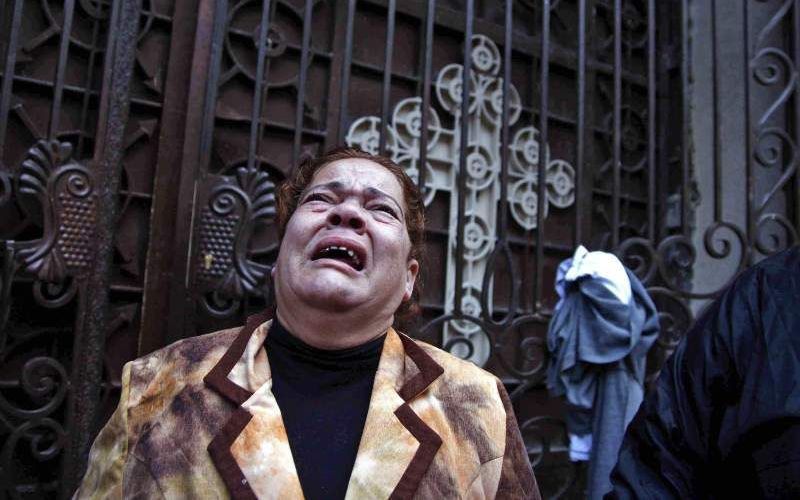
75 312 540 499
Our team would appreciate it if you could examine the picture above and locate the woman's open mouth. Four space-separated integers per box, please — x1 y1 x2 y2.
311 245 364 271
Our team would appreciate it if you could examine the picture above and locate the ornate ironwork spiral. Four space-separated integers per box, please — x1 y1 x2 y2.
480 243 519 329
494 316 548 381
25 418 65 461
703 221 748 261
210 190 241 217
202 290 241 318
21 357 68 408
443 334 477 361
0 356 67 419
754 127 794 169
752 48 797 127
519 415 575 498
64 171 92 198
1 418 66 480
31 278 78 309
656 235 695 291
752 47 792 86
648 288 692 350
755 213 799 255
615 237 658 284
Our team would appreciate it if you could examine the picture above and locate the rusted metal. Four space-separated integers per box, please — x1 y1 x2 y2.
163 0 228 344
48 0 77 141
248 0 273 171
61 0 142 494
323 0 350 151
292 0 314 167
76 16 104 159
139 0 203 356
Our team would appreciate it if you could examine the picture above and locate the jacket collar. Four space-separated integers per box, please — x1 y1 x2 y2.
204 313 444 499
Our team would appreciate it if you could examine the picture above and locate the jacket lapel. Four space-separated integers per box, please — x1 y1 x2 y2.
205 313 302 499
346 329 444 500
204 316 444 500
230 379 304 499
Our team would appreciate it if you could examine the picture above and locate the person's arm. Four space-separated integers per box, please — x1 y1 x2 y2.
608 276 750 499
73 361 133 499
494 379 541 500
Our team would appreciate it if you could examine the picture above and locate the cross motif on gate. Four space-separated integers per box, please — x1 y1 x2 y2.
347 35 575 363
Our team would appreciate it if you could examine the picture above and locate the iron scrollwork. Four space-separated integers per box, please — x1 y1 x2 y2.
196 167 277 316
750 0 800 255
0 352 69 497
15 140 96 285
0 138 92 496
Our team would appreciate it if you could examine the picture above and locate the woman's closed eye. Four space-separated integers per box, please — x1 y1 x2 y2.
370 203 398 218
303 192 334 204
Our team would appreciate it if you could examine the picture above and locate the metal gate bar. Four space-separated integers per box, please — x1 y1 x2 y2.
612 0 621 248
0 0 23 160
576 0 587 246
417 0 436 195
454 0 474 316
337 0 357 145
248 0 273 171
292 0 314 166
378 0 396 156
535 0 551 311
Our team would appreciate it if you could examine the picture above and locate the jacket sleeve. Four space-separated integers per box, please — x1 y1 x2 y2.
494 379 541 500
607 273 749 499
73 361 132 499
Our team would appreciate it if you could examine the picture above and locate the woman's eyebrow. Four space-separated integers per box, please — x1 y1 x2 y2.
364 187 404 216
302 181 405 217
300 181 343 198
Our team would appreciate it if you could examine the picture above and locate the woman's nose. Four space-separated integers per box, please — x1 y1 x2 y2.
327 203 365 232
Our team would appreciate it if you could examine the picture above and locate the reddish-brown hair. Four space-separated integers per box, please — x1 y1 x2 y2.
276 147 425 324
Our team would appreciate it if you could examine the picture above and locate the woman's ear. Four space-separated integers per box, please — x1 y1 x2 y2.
403 259 419 302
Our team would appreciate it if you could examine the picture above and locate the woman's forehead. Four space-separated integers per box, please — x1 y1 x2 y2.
310 158 406 200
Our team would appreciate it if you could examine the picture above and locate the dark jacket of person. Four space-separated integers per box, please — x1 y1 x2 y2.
608 246 800 499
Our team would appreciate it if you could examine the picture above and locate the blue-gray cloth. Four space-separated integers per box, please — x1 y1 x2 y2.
547 266 659 499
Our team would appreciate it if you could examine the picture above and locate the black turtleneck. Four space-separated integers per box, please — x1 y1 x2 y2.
265 319 385 500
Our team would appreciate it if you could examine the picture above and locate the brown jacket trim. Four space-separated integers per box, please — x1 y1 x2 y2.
203 312 270 405
495 379 540 500
396 333 444 402
390 403 444 500
207 407 258 500
390 334 445 499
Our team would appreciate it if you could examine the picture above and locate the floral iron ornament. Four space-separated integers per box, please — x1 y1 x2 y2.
347 35 576 363
16 140 96 283
195 167 277 303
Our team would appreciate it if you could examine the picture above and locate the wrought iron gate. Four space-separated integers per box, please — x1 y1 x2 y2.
1 0 798 498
